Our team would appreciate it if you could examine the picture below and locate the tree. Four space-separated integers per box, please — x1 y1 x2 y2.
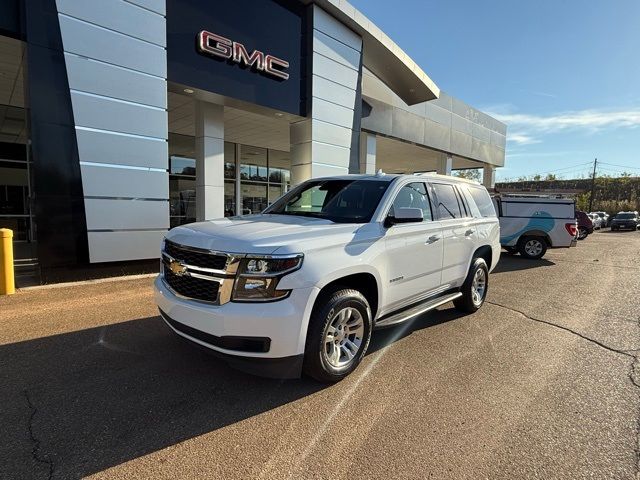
453 169 481 182
544 173 557 181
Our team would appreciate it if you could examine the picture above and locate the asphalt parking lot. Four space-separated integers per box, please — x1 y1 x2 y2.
1 229 639 479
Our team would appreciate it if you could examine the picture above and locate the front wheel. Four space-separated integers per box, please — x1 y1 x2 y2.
454 258 489 313
303 288 372 382
577 227 588 240
518 236 547 259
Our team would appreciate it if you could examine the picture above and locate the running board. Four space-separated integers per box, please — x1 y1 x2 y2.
374 292 462 329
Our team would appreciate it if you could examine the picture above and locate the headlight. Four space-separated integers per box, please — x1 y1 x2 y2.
232 254 303 302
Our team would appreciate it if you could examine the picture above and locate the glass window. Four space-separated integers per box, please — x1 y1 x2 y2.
224 142 236 179
224 181 236 217
168 133 195 158
432 183 462 219
241 182 267 215
468 185 497 218
240 145 268 182
170 156 195 176
169 177 196 228
266 179 390 223
389 182 432 221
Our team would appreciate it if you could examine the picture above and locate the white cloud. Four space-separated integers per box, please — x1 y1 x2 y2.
487 106 640 146
508 132 540 145
491 108 640 133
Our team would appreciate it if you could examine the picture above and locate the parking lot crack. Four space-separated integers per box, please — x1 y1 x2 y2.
486 301 635 359
24 390 54 480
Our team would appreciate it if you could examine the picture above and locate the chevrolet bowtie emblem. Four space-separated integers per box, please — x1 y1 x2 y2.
168 260 188 276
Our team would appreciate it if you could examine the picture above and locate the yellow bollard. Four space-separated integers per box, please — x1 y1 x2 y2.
0 228 15 295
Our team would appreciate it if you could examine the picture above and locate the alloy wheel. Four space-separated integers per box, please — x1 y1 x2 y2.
323 307 365 369
524 239 543 257
471 268 487 306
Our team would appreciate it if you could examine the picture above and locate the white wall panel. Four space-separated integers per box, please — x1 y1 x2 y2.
65 54 166 108
312 53 359 89
313 30 360 70
58 15 166 77
88 230 166 263
312 75 356 109
312 97 354 129
312 163 349 178
311 120 352 148
81 165 168 199
71 91 167 139
56 0 166 46
314 6 362 50
126 0 166 16
85 199 169 230
76 128 167 169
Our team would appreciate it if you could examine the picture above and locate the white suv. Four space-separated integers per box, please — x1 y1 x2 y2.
154 173 501 382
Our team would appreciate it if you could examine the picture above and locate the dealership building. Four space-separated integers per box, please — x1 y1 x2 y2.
0 0 506 284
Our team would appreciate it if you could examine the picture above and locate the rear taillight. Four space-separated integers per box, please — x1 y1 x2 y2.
565 223 577 237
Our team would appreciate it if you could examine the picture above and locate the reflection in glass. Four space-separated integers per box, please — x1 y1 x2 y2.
224 142 236 179
241 182 267 215
224 181 236 217
240 145 268 182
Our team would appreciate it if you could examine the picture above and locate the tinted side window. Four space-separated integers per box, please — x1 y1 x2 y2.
468 186 497 218
432 183 462 219
390 182 433 221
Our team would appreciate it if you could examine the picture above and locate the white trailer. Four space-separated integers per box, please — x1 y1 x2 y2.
492 195 578 259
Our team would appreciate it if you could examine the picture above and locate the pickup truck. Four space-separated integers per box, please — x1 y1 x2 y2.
493 195 578 259
155 173 501 382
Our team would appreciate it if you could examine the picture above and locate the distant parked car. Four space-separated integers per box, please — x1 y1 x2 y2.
592 211 610 227
587 213 603 229
610 212 640 231
576 211 593 240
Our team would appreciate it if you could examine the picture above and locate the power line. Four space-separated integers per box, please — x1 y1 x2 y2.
599 162 640 172
511 161 593 178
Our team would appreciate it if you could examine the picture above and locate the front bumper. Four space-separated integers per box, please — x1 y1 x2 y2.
154 276 320 372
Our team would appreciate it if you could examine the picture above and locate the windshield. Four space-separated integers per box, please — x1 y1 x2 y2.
264 179 390 223
616 213 635 219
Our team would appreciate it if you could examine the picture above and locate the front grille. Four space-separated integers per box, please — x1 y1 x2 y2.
163 265 220 302
164 240 228 270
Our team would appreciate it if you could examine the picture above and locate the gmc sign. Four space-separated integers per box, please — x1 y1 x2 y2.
197 30 290 81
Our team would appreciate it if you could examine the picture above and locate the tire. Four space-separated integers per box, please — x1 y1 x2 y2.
518 236 547 259
577 227 588 240
303 288 373 382
454 257 489 314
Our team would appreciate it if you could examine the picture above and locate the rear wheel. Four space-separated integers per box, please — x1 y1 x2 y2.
577 227 588 240
303 288 372 382
454 258 489 313
518 236 547 259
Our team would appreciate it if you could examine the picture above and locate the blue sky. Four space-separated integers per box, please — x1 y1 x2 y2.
349 0 640 180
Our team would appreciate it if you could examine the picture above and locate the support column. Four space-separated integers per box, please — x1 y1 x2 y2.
483 165 496 189
359 132 376 174
437 155 453 175
290 6 364 186
195 102 224 221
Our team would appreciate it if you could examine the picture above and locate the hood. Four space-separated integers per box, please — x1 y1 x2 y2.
165 214 375 255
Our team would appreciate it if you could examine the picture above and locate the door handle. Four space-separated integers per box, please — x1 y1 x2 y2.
465 229 475 236
426 235 440 244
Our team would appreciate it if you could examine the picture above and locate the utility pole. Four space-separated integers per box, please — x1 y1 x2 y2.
588 158 597 212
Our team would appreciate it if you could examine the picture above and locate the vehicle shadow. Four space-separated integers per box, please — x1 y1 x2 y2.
2 307 463 478
492 254 555 273
368 307 462 355
0 316 325 479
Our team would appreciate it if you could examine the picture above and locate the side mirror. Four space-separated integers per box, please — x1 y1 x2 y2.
385 207 423 227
